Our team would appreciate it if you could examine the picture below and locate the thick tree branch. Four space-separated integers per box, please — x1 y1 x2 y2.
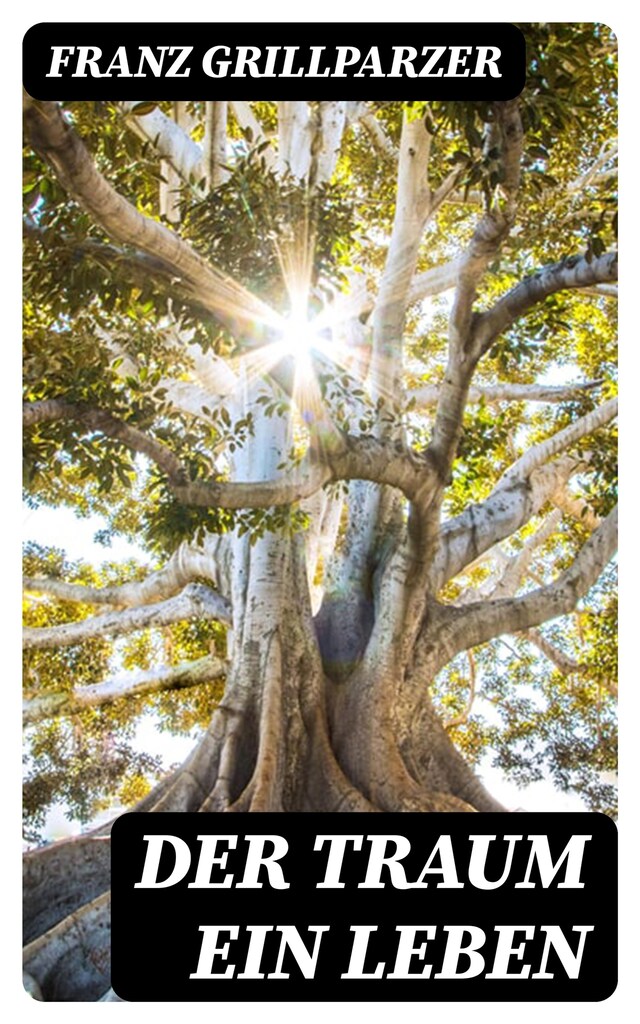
488 509 563 601
435 397 616 590
434 453 584 589
427 100 524 490
446 102 523 359
522 628 585 676
579 283 618 300
24 399 438 511
24 537 232 612
203 101 229 189
498 397 617 486
370 110 433 404
473 252 618 354
450 506 617 653
277 101 312 179
314 101 347 184
120 101 206 185
23 583 229 650
24 399 192 481
23 655 227 725
347 102 396 158
24 98 275 335
352 259 461 323
551 484 601 531
411 377 602 409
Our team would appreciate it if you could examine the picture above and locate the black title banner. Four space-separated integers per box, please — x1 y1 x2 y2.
111 812 616 1001
23 23 526 100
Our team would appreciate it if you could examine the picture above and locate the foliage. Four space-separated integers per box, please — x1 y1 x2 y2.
23 25 618 838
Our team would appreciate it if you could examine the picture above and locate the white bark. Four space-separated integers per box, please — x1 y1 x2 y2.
203 100 229 189
24 534 232 609
489 509 563 601
435 453 585 588
314 102 347 183
347 101 396 158
23 583 230 650
230 100 276 170
499 397 617 486
551 484 601 531
24 655 227 725
277 101 312 179
302 488 344 612
453 506 617 652
579 283 618 299
411 378 602 408
120 101 206 186
371 110 432 402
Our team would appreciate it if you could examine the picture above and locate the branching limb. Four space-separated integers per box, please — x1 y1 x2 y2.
24 98 276 334
24 215 181 289
353 259 461 323
411 377 602 409
489 509 563 600
24 399 438 510
522 629 585 675
313 101 347 184
23 655 227 725
203 100 229 189
429 100 523 477
473 252 618 354
277 101 312 179
24 536 232 610
436 396 616 589
434 453 584 588
449 506 617 654
120 100 206 185
551 484 601 531
347 101 396 158
23 583 230 650
370 109 433 404
498 397 617 486
568 138 617 192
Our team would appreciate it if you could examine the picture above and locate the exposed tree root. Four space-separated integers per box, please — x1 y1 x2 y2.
24 835 111 944
23 891 111 1001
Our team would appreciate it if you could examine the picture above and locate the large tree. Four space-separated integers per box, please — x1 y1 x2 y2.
22 25 617 1000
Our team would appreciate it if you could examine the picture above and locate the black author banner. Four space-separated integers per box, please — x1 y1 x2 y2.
23 23 525 101
111 812 616 1001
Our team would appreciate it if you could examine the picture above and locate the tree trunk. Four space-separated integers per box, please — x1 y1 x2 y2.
24 508 510 1000
22 81 618 1001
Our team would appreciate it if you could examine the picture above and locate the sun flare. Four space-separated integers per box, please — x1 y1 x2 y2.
280 311 326 360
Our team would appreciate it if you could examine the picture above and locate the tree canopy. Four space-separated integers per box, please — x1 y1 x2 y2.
23 25 618 848
21 21 619 1000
